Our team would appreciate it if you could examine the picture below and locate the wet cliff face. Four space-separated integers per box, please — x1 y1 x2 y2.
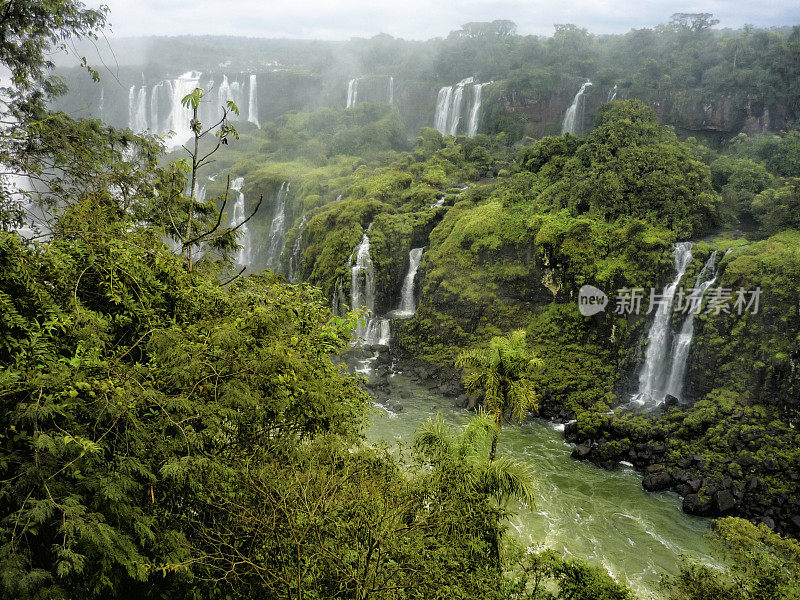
492 86 796 141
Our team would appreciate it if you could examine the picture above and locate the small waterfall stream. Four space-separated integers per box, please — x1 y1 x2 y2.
247 74 259 127
348 224 390 346
388 76 394 105
266 182 289 270
229 177 251 267
288 216 307 284
664 251 718 401
346 78 359 108
561 80 592 135
631 242 693 408
392 247 424 317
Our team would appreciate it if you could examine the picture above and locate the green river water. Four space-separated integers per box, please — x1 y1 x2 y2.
366 372 715 598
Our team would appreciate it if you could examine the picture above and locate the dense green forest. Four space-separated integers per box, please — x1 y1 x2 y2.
2 1 800 599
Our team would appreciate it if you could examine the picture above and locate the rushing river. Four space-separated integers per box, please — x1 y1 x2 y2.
366 372 714 599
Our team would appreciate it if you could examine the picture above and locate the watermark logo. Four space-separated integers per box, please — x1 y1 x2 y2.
578 285 609 316
578 285 762 316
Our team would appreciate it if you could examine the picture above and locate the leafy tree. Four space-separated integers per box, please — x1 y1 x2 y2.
456 330 542 461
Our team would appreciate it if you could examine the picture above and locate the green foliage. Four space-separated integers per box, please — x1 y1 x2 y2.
663 517 800 600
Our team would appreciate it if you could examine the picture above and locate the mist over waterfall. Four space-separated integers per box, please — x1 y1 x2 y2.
392 247 424 317
229 177 251 267
467 83 488 137
664 251 718 401
288 215 307 283
346 78 359 108
631 242 693 408
248 74 259 127
561 80 592 135
265 182 289 270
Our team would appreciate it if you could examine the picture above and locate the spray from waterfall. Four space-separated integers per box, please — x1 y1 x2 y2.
561 80 592 135
631 242 693 408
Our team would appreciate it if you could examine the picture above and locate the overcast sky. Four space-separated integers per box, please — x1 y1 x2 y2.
97 0 799 40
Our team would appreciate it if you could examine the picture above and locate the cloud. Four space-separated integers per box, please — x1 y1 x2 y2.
98 0 800 39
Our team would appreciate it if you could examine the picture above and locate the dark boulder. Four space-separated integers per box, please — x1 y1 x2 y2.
571 443 591 459
643 470 673 492
714 490 736 513
683 493 713 516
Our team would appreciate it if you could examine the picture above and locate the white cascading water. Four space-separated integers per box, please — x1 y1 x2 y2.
229 177 251 267
394 247 424 317
434 77 479 136
217 75 243 121
99 88 105 120
167 71 202 150
561 80 592 135
128 86 148 132
663 251 718 401
266 182 289 270
346 78 359 108
348 224 390 347
608 84 618 102
467 82 488 137
248 74 259 127
288 215 307 284
434 86 453 133
631 242 693 408
388 77 394 105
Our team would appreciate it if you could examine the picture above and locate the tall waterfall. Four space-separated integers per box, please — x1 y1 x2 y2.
631 242 693 408
247 74 259 127
388 77 394 105
288 215 307 284
128 86 148 132
664 251 718 401
167 71 202 149
433 77 476 136
561 80 592 135
394 247 424 317
467 82 488 137
607 84 618 102
348 224 390 347
265 182 289 270
346 78 359 108
99 88 105 120
229 177 251 267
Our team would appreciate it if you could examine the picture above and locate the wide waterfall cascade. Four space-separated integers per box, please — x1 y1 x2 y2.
288 215 307 284
631 242 694 408
391 247 424 318
433 77 476 136
467 82 488 137
229 177 252 267
265 182 289 270
561 80 592 135
388 77 394 105
247 74 259 127
664 251 718 401
346 78 359 108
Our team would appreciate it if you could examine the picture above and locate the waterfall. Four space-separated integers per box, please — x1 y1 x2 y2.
99 88 104 120
348 224 390 347
217 75 243 121
467 82 487 137
664 251 718 401
166 71 202 150
388 76 394 105
288 215 307 283
561 80 592 135
430 196 445 208
394 247 424 317
434 77 476 136
229 177 251 267
607 84 618 102
128 85 148 131
247 74 259 127
631 242 693 408
266 182 289 270
346 78 359 108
